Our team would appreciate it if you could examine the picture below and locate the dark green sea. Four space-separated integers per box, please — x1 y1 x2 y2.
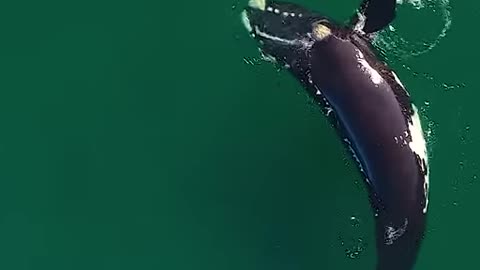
0 0 474 269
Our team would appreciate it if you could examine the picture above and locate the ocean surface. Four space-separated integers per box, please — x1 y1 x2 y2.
0 0 476 269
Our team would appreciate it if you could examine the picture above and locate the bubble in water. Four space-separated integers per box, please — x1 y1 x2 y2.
470 175 478 185
344 238 367 259
442 83 456 91
231 0 240 10
350 216 361 227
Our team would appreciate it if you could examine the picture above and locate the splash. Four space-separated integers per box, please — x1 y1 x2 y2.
374 0 452 59
396 0 425 9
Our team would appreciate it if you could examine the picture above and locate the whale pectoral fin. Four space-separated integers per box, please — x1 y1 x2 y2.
350 0 396 34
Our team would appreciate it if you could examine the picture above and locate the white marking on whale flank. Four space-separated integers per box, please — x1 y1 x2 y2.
355 49 384 85
391 71 406 89
343 137 371 185
409 105 430 213
385 218 409 245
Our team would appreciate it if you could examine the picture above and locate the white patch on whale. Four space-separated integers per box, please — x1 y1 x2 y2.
409 105 430 213
240 11 253 33
248 0 266 11
394 134 408 146
353 11 367 33
385 218 409 245
355 49 384 85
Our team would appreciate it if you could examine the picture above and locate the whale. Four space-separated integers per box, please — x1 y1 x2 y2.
241 0 430 269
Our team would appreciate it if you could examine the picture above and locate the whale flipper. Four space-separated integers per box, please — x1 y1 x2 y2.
351 0 397 34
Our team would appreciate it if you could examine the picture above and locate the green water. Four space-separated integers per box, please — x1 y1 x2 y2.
0 0 475 269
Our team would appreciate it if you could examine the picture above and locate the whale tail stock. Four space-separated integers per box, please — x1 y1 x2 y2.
372 198 427 270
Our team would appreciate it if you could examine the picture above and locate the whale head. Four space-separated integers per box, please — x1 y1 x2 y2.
241 0 335 68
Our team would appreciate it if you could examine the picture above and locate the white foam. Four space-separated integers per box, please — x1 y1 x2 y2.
375 0 452 58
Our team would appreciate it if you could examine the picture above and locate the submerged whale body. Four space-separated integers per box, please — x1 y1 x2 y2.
241 0 430 269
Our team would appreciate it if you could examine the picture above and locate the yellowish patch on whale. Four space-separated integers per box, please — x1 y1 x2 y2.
313 24 331 40
248 0 266 11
